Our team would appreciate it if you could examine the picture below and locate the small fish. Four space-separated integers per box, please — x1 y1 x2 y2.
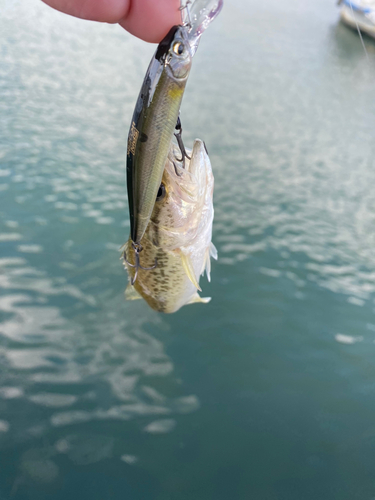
123 139 217 313
127 25 193 248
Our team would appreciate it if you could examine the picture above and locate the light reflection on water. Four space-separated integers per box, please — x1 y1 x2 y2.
0 251 199 421
2 0 375 498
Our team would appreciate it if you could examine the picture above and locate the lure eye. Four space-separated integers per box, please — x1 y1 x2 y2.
172 41 184 55
156 183 166 201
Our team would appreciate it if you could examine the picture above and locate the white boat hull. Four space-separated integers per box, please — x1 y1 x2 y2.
340 4 375 38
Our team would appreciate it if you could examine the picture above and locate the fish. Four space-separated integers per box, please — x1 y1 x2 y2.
122 139 217 313
126 25 193 249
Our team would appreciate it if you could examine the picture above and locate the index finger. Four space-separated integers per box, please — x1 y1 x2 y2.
120 0 182 43
41 0 182 43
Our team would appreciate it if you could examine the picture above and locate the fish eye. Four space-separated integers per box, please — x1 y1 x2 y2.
156 183 166 201
172 41 184 55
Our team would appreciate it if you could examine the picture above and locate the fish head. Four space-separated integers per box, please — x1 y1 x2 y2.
156 26 192 80
148 139 214 250
168 26 192 79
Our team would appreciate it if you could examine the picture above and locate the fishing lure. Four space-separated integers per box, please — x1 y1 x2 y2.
125 0 223 284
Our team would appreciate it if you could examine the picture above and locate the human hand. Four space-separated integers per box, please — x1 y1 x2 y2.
42 0 182 43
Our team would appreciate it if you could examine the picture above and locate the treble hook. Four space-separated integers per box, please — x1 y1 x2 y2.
174 116 191 171
123 241 157 285
179 0 192 29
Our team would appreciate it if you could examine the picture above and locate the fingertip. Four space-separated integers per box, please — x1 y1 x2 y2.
42 0 131 24
119 0 182 43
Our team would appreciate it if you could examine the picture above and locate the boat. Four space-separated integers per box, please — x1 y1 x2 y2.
338 0 375 38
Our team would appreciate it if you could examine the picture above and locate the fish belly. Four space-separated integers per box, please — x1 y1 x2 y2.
125 237 197 314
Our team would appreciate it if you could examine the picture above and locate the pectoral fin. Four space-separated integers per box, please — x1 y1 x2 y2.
119 242 128 256
210 242 218 260
180 251 202 291
201 242 218 282
202 247 212 282
125 283 142 301
187 293 211 305
120 242 129 270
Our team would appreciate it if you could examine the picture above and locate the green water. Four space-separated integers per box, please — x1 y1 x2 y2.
2 0 375 498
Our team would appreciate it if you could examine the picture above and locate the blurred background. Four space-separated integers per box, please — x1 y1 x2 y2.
1 0 375 498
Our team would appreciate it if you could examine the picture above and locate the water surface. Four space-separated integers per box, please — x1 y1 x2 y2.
1 1 375 498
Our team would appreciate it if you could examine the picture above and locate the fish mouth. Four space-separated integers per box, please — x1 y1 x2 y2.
165 140 210 205
168 139 208 181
